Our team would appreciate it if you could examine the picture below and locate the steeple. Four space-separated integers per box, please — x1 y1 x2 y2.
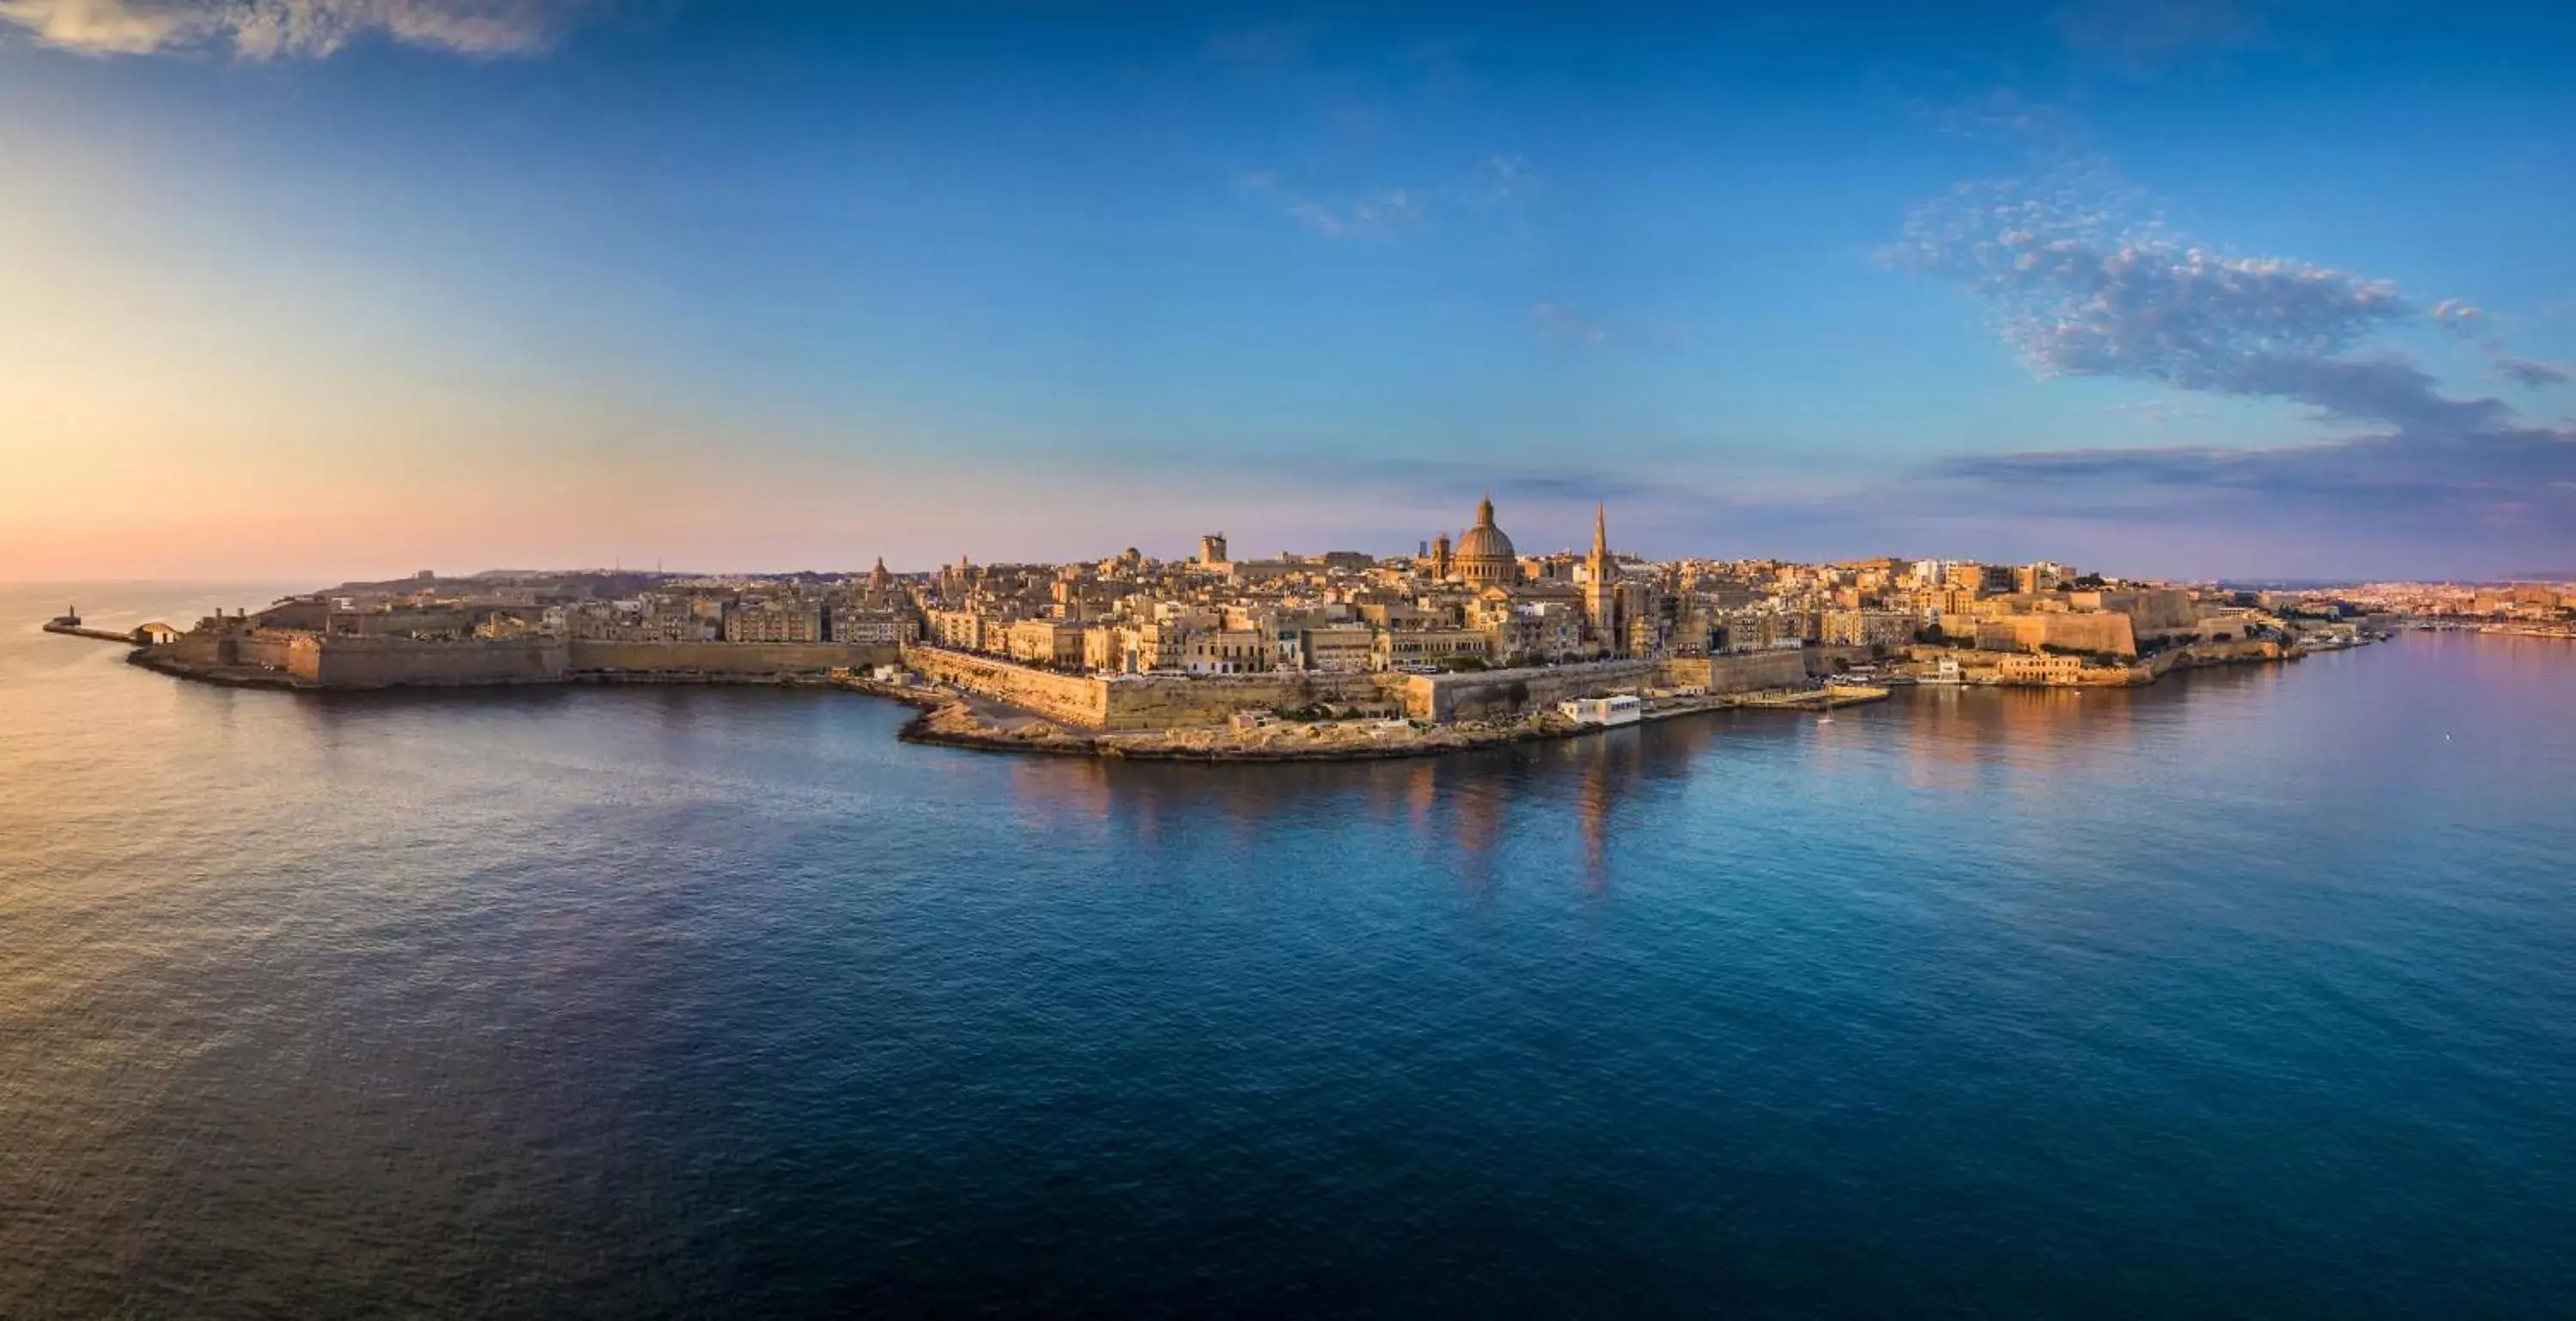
1584 500 1620 655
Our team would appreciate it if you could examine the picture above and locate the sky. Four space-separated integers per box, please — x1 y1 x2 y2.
3 0 2573 581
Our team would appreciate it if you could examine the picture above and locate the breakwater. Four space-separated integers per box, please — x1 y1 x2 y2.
41 621 142 645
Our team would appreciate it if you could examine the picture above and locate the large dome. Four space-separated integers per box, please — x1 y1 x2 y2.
1453 496 1518 586
1456 496 1516 560
1455 521 1515 561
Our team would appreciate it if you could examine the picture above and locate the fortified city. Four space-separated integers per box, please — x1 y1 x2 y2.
39 494 2500 763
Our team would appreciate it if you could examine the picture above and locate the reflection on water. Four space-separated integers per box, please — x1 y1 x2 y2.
6 584 2576 1318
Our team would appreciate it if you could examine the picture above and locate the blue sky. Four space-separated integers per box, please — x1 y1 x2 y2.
4 0 2573 580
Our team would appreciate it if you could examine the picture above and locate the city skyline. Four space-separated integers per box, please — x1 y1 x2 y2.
5 0 2573 581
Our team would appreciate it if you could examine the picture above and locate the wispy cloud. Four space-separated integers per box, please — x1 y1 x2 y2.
0 0 599 58
1481 154 1537 202
2498 356 2573 388
1884 107 2576 563
1529 301 1690 350
1234 171 1422 240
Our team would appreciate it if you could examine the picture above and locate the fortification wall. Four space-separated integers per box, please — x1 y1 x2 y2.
296 636 569 688
1097 672 1393 730
2125 588 2198 636
1974 612 2139 657
1406 659 1664 723
1662 648 1814 695
903 645 1847 731
163 632 224 667
568 641 896 676
903 647 1395 730
229 633 294 669
902 645 1109 727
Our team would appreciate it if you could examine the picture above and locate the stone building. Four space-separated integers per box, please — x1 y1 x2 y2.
1823 608 1917 649
831 605 918 647
1375 628 1492 671
1005 618 1087 667
722 600 823 644
1183 628 1270 674
1998 652 2085 685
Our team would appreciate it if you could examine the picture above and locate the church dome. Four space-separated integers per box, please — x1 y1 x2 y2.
1455 496 1516 563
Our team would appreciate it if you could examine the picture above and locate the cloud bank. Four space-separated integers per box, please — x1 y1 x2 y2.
0 0 598 58
1885 149 2574 568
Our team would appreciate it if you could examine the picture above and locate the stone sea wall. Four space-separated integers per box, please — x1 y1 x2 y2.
292 635 568 687
1661 648 1818 696
1403 659 1663 723
142 633 899 689
568 641 897 677
1407 649 1822 723
1098 672 1391 730
906 645 1850 730
1974 612 2141 657
233 632 295 670
902 645 1112 727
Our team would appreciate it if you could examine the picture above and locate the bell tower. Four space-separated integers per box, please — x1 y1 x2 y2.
1584 502 1623 655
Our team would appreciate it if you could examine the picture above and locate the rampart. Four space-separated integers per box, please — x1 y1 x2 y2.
902 645 1111 727
233 631 296 669
144 632 895 688
1402 659 1662 723
291 635 568 688
1409 648 1825 722
899 647 1474 730
1974 612 2140 657
1097 671 1391 730
568 640 896 678
906 644 1849 730
1662 648 1822 696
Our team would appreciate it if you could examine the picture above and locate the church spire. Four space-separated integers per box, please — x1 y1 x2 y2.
1592 501 1608 560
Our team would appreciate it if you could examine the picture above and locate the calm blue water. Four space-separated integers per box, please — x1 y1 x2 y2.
6 583 2573 1318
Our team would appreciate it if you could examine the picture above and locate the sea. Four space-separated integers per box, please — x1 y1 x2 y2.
4 582 2573 1318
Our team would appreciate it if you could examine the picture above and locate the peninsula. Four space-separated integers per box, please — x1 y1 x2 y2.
53 496 2464 760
